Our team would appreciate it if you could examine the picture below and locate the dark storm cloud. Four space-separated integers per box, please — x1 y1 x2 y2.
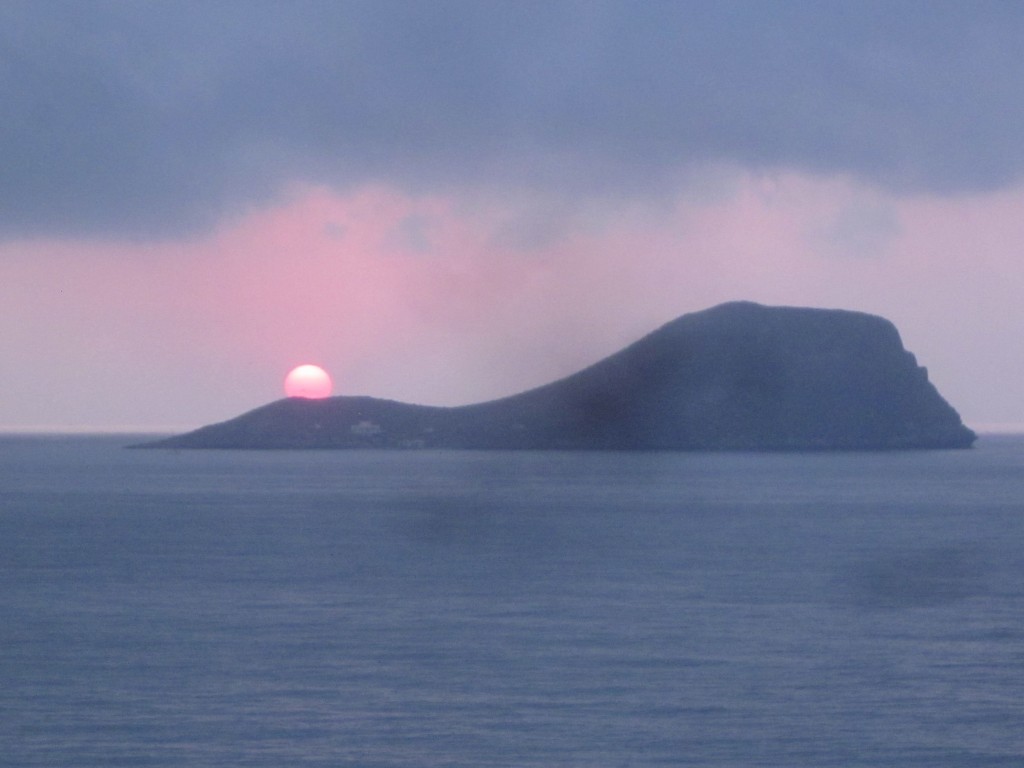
4 0 1024 238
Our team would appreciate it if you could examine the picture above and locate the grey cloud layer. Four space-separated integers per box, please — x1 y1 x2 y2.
3 0 1024 238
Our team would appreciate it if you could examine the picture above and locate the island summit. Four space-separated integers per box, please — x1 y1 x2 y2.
140 302 976 451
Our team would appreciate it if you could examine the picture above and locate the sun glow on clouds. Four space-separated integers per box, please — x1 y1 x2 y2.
4 172 1024 428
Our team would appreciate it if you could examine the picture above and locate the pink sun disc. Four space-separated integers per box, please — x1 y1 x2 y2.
284 364 333 399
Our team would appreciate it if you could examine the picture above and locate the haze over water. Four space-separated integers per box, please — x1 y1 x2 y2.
3 435 1023 766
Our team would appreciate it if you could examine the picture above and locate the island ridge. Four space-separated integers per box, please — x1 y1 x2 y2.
138 302 976 451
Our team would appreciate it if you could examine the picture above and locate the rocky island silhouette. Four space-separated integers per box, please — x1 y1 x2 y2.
139 302 976 451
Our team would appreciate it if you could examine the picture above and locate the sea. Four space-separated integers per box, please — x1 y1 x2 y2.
2 434 1023 767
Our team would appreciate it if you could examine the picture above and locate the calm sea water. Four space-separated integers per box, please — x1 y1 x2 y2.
2 435 1024 767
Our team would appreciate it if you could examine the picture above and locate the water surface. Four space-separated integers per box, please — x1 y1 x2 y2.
3 436 1023 766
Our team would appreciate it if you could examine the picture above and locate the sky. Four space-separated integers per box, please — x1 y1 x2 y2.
3 0 1024 432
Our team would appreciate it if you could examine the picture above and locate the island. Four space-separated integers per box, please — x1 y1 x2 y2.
138 302 976 450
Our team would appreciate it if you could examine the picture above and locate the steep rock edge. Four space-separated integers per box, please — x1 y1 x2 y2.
137 302 976 450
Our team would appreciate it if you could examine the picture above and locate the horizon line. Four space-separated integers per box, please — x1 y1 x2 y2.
3 423 1023 437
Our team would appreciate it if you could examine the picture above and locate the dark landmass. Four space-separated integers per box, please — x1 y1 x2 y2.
138 302 976 451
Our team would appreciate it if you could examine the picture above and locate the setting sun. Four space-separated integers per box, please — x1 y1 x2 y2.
284 364 333 399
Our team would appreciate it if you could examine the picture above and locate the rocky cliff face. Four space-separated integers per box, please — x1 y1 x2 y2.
140 302 976 450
